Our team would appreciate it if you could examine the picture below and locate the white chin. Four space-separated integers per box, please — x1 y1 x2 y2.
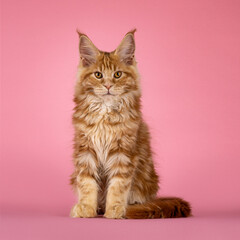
102 94 116 106
103 94 114 100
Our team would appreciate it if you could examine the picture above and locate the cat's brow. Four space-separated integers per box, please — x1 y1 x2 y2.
99 53 116 72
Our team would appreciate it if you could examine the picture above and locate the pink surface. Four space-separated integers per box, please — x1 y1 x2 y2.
1 0 240 239
1 212 240 240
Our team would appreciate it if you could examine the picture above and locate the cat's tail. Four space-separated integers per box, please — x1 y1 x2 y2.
125 197 191 219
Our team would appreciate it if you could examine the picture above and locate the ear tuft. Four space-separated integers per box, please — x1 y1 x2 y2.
77 31 99 67
115 30 136 65
76 29 84 38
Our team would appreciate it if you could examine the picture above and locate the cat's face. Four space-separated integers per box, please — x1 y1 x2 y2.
75 30 140 103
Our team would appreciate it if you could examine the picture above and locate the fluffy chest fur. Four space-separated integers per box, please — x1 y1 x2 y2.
88 120 119 165
78 102 139 166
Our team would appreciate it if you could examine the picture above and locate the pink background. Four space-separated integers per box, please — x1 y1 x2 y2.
1 0 240 239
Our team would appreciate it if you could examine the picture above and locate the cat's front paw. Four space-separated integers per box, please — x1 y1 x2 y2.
104 205 126 219
70 203 96 218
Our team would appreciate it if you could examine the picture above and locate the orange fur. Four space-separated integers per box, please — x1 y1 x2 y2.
70 30 191 219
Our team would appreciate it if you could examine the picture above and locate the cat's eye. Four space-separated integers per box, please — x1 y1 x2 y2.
94 71 103 79
114 71 122 79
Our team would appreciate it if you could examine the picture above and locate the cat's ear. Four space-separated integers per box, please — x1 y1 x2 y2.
114 29 136 65
77 30 100 67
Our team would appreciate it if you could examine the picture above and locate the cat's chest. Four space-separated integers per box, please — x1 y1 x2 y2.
86 122 120 164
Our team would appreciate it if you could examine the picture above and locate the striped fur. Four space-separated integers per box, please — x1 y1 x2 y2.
70 30 191 219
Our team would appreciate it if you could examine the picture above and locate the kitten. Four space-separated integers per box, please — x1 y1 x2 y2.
70 30 191 219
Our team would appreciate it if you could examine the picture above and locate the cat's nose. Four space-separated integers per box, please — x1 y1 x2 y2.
104 84 113 90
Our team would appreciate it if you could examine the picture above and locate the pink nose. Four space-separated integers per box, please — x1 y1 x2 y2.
104 84 113 90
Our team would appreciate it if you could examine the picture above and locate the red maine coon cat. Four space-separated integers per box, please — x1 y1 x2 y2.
70 30 191 219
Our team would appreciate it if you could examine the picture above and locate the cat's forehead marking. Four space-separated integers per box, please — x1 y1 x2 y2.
99 53 117 72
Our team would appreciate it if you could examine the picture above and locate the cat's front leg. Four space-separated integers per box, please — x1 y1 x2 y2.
104 153 133 219
70 152 98 218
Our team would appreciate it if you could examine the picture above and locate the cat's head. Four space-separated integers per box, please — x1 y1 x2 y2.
75 30 141 104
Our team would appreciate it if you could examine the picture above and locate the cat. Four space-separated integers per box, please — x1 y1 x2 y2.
70 29 191 219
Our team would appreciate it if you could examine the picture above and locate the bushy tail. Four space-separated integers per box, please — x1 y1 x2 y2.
126 197 191 219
